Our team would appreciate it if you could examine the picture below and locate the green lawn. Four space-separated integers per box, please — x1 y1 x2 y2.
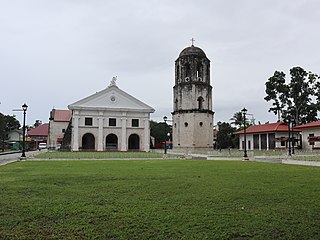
1 160 320 239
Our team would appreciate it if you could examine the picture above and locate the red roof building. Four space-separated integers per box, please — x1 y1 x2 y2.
27 123 49 150
50 109 72 122
294 120 320 150
48 109 72 149
235 122 300 151
27 123 49 137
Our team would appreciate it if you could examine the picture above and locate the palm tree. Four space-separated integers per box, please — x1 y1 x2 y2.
230 111 244 129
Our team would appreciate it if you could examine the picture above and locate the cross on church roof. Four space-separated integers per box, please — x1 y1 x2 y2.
190 38 195 46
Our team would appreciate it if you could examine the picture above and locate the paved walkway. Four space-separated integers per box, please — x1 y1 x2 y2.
0 151 41 166
1 150 319 167
183 152 320 167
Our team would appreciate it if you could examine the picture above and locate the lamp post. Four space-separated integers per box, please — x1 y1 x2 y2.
282 111 294 156
21 103 28 158
290 118 295 155
287 118 292 156
163 116 168 155
241 108 248 159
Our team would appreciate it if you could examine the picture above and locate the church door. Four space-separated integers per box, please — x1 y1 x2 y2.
106 134 118 151
128 134 140 151
82 133 95 150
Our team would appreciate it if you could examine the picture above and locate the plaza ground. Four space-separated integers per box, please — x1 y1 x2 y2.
0 157 320 239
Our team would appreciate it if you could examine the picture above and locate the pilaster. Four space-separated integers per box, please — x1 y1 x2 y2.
121 116 127 151
144 118 150 152
97 113 104 151
72 115 79 151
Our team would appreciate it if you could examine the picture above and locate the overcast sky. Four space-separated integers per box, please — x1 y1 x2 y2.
1 0 319 126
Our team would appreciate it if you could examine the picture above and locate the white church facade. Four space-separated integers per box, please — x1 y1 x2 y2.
68 79 155 152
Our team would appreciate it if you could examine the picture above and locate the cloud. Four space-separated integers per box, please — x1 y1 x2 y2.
0 0 319 126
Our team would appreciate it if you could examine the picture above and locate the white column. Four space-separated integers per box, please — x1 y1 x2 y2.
259 134 261 150
121 117 127 151
97 116 104 151
72 115 79 151
267 134 269 150
144 118 150 152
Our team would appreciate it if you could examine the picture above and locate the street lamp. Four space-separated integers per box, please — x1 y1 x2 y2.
287 118 292 156
21 103 28 158
163 116 168 155
282 111 293 156
291 125 295 155
241 108 248 159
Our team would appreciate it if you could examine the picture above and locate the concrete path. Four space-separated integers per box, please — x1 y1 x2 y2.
1 150 319 167
0 151 41 166
190 153 320 167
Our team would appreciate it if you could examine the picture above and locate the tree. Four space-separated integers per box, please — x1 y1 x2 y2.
265 66 320 125
33 120 42 128
216 122 235 149
0 113 5 151
230 111 243 128
0 113 21 151
4 115 21 132
150 120 171 147
230 110 251 130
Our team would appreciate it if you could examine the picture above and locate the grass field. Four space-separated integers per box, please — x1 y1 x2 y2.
1 160 320 239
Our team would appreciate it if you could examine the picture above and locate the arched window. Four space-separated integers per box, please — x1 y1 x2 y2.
196 63 203 79
185 63 191 80
197 97 204 110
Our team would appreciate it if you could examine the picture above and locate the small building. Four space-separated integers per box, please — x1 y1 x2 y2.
294 120 320 151
235 122 300 151
6 129 22 150
48 109 72 150
68 79 155 152
27 123 49 150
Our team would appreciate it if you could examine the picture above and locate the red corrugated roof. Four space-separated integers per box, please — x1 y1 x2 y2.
53 109 72 122
235 122 300 135
294 120 320 129
27 123 49 136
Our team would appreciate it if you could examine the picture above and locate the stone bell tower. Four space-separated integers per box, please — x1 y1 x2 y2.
172 42 214 149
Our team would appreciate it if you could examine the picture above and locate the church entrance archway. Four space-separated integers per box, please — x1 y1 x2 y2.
82 133 95 150
106 134 118 151
128 134 140 151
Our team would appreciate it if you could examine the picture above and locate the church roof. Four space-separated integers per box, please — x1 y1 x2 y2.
68 84 155 113
179 45 207 58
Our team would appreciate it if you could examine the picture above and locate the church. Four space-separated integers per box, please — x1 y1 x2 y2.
172 43 214 149
68 78 155 152
64 42 213 152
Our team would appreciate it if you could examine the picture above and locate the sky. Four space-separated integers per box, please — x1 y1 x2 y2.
1 0 319 126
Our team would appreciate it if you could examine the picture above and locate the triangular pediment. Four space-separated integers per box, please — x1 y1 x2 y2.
68 85 155 113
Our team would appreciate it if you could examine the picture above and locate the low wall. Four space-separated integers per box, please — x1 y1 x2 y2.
282 159 320 167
